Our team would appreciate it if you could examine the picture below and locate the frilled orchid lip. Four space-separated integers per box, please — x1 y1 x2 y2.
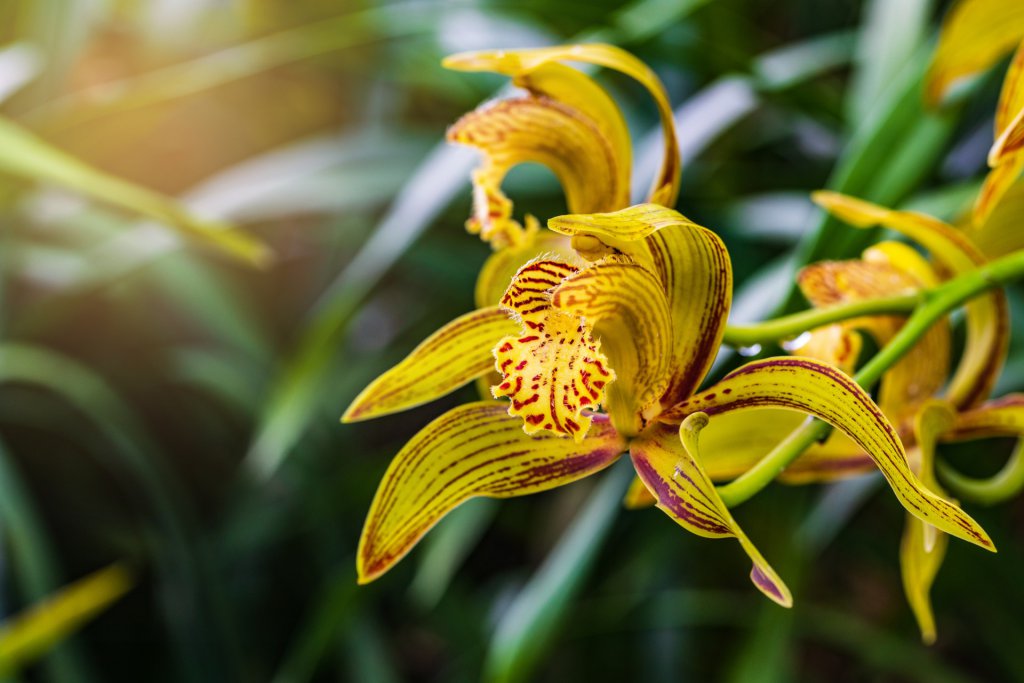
443 43 680 249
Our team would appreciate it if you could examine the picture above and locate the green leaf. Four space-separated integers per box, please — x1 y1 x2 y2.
0 116 271 266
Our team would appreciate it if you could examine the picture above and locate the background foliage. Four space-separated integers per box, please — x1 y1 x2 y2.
0 0 1021 681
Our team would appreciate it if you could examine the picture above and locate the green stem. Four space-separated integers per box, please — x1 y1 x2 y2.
722 293 920 347
717 247 1024 508
937 441 1024 506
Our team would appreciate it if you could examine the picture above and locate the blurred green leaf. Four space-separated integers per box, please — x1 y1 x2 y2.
484 460 633 683
0 564 132 678
0 116 271 266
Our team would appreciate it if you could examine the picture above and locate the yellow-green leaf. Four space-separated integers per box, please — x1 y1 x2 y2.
342 306 518 423
630 416 792 606
0 117 271 267
0 564 132 676
357 402 626 583
663 357 994 551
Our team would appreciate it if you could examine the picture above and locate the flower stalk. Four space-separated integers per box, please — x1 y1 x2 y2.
718 246 1024 507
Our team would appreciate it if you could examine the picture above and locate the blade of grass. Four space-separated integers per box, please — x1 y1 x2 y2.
0 437 93 683
484 458 633 683
0 117 271 266
0 344 233 682
0 564 132 678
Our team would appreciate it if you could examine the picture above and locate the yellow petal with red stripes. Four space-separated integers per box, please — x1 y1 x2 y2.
342 306 519 423
900 401 957 645
663 357 994 552
475 227 577 308
549 204 732 407
812 191 1009 410
989 40 1024 165
925 0 1024 105
493 260 615 441
445 44 679 206
630 416 792 606
448 97 629 248
357 402 626 583
552 255 673 436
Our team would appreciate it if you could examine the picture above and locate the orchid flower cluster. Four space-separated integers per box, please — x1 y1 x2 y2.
344 3 1024 644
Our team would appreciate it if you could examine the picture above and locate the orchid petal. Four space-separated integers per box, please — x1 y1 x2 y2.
549 204 732 407
623 475 656 509
925 0 1024 105
813 191 1009 410
974 152 1024 227
663 357 994 551
630 416 793 606
989 40 1024 165
475 228 577 307
901 401 957 644
448 97 629 248
796 242 950 421
494 260 615 441
970 177 1024 258
357 401 626 583
552 255 673 436
343 306 519 422
946 393 1024 440
692 408 874 484
445 45 680 206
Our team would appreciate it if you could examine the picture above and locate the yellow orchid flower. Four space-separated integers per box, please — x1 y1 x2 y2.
343 44 679 423
720 191 1013 642
343 44 994 611
347 200 993 608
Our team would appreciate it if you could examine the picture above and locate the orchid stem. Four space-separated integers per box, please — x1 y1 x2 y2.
937 440 1024 506
717 247 1024 508
722 294 920 348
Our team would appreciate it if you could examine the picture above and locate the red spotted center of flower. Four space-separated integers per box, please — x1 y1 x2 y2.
492 259 615 440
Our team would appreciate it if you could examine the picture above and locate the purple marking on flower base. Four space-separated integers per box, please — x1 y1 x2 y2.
750 565 785 604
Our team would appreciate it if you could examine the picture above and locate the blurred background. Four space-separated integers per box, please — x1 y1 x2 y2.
0 0 1022 681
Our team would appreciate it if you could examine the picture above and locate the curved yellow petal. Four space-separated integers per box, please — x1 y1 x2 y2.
630 416 792 606
974 152 1024 227
461 59 633 181
549 204 732 407
946 393 1024 440
446 44 680 206
552 255 673 436
813 191 1009 410
970 177 1024 258
343 307 519 423
357 401 626 583
448 97 629 248
989 41 1024 165
796 244 950 421
663 357 994 551
494 260 615 441
475 227 577 307
900 401 957 645
790 325 863 375
693 407 874 484
925 0 1024 106
623 474 656 508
